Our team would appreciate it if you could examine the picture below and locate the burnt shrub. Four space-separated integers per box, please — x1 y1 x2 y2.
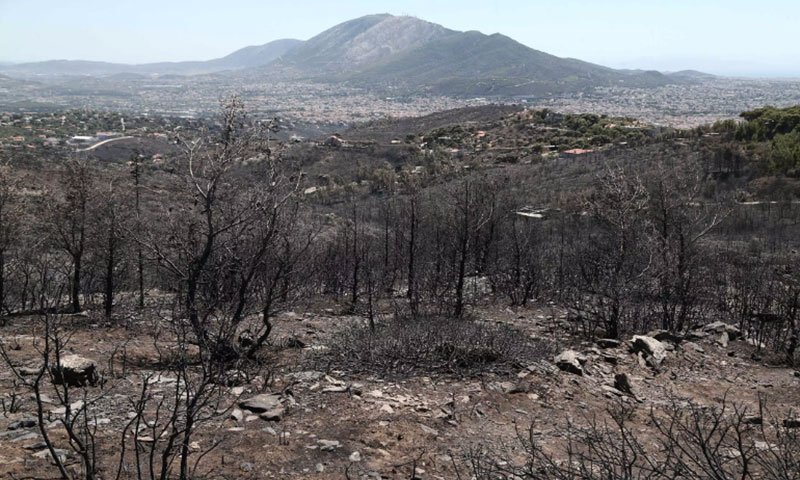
324 314 553 376
465 397 800 480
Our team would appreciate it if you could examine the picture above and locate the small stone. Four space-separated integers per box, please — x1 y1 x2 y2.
324 375 345 386
240 462 254 472
288 371 325 382
683 342 705 354
601 385 623 396
22 442 47 450
614 373 635 397
49 400 85 417
493 381 516 393
12 432 40 443
33 448 68 463
742 415 762 425
601 354 620 365
380 404 394 414
754 440 775 450
259 407 285 422
230 386 245 397
349 451 362 462
223 370 247 387
9 418 37 430
316 463 325 473
596 338 621 349
318 439 341 451
230 408 244 422
636 352 648 368
148 374 178 385
18 367 42 376
784 418 800 429
420 424 439 436
322 385 349 393
286 337 306 349
554 350 586 376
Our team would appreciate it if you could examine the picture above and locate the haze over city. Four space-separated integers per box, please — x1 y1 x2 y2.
1 0 799 77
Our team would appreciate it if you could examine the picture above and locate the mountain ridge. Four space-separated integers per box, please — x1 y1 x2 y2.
0 38 303 76
0 14 709 96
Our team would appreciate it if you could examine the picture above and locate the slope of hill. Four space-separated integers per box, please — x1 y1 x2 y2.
346 30 671 95
208 38 303 70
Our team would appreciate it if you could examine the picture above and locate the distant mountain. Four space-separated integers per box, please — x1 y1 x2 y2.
0 14 708 97
2 60 131 76
141 38 303 74
271 15 689 96
666 70 717 81
209 39 303 70
0 39 302 76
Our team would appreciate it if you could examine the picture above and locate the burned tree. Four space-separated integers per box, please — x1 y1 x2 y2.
137 97 302 360
50 159 93 313
568 164 652 338
0 163 20 316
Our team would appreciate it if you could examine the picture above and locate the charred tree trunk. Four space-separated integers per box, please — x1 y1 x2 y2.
70 249 82 313
407 197 417 310
103 225 115 317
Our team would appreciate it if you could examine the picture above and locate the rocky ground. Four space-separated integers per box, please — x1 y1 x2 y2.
1 305 799 479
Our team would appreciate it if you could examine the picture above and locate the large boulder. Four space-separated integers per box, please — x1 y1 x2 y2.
51 355 98 387
554 350 587 376
631 336 667 367
703 321 741 340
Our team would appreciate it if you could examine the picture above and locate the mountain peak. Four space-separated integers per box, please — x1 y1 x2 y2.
282 13 453 71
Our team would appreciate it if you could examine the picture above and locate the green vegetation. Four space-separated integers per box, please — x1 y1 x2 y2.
737 106 800 142
421 109 652 159
715 105 800 175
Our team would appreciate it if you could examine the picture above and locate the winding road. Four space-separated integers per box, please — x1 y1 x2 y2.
75 136 134 152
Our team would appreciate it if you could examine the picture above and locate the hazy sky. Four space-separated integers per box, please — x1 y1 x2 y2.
1 0 798 77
